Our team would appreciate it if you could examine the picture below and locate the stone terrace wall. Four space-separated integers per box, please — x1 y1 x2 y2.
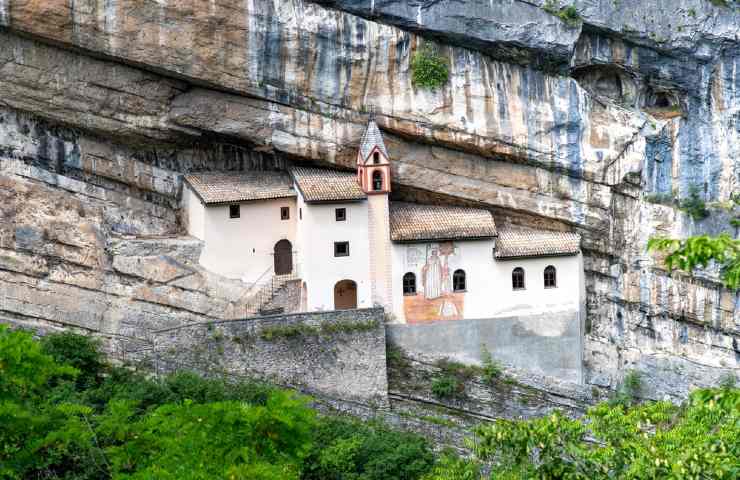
136 308 388 405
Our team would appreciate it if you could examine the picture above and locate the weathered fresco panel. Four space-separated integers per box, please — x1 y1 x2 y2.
403 241 465 322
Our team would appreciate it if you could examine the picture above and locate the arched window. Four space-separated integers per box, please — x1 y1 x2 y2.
512 267 525 290
544 266 556 288
373 151 380 164
372 170 383 191
453 269 466 292
403 272 416 295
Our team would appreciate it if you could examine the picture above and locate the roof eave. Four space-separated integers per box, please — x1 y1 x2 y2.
494 251 580 260
391 235 496 243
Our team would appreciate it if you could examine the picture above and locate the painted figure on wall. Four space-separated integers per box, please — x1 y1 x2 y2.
404 241 464 323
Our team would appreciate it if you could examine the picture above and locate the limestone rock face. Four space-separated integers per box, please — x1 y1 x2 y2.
0 0 738 401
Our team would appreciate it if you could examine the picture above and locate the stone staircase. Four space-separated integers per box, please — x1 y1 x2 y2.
245 272 299 316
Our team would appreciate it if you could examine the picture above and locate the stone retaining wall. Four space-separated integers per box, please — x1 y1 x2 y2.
138 308 389 405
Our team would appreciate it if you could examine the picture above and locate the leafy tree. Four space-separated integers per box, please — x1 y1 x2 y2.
301 416 435 480
471 387 740 479
648 234 740 290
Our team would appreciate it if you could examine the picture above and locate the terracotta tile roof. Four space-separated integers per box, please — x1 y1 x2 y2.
389 202 497 242
291 167 367 203
359 119 388 161
184 171 295 204
495 228 581 259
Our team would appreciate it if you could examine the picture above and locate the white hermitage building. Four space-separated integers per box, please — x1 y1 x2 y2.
183 119 584 324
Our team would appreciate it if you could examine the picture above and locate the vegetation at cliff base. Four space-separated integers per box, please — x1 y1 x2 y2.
2 326 738 479
0 326 436 480
411 46 449 90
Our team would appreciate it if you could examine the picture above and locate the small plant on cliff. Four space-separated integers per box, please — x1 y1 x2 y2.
431 375 462 399
543 1 581 26
411 46 449 90
609 369 643 406
679 184 710 220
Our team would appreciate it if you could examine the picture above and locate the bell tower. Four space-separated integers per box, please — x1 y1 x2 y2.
358 113 393 314
357 114 391 195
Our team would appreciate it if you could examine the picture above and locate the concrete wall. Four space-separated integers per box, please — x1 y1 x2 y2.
200 197 297 282
387 311 583 384
296 191 372 311
144 308 388 404
367 193 393 310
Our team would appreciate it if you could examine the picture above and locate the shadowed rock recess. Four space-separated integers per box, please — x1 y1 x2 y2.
0 0 738 409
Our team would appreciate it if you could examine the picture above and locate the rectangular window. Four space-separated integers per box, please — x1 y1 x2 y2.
334 241 350 257
299 208 302 220
281 206 290 220
229 204 240 219
335 208 346 221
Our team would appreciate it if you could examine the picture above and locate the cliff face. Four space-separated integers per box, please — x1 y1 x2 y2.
0 0 738 400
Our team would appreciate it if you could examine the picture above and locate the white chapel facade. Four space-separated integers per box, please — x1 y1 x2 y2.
183 118 584 324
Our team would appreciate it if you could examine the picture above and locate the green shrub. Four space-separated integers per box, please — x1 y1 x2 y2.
480 346 502 385
543 1 581 26
41 331 104 389
411 46 449 90
431 375 461 399
609 369 642 407
679 185 710 220
301 416 435 480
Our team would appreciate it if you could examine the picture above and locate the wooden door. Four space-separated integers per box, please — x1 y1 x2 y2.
334 280 357 310
274 240 292 275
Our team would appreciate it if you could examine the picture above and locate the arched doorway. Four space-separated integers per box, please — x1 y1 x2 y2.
334 280 357 310
274 239 293 275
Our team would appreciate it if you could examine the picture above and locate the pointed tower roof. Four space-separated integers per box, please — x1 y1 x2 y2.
359 117 388 161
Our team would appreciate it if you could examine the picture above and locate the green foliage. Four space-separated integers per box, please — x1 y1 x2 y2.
543 1 581 26
0 326 77 401
0 329 435 480
609 369 642 407
421 451 480 480
260 320 379 341
301 416 435 480
473 386 740 479
679 185 710 220
41 332 104 389
648 234 740 290
431 375 462 399
480 346 502 385
411 46 449 90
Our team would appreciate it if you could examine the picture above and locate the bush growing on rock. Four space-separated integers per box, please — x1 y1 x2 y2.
411 46 449 90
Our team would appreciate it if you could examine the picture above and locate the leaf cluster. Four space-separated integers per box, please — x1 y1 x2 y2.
648 234 740 290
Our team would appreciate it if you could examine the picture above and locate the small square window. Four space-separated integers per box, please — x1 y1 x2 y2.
334 241 350 257
229 204 240 219
335 208 346 221
281 207 290 220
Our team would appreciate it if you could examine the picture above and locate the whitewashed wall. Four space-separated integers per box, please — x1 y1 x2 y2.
390 239 583 323
199 197 297 281
297 192 372 311
184 185 205 241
